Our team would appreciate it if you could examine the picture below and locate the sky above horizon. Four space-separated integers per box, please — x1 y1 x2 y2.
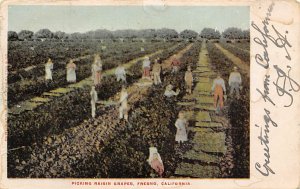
8 5 249 33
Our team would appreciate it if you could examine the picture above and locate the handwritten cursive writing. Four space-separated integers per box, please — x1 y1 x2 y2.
251 2 274 69
251 1 292 70
256 75 275 106
251 0 298 177
255 108 277 176
251 2 278 177
273 65 300 107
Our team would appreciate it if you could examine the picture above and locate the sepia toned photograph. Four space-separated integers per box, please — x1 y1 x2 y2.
6 5 250 179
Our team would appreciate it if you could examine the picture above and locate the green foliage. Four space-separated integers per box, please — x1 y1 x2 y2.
220 42 250 63
34 28 53 39
18 30 34 41
200 28 221 39
222 27 249 39
179 29 198 39
8 31 19 41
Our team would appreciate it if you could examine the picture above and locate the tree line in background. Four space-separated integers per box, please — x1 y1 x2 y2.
8 27 249 41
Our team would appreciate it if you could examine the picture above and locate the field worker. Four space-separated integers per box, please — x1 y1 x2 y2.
152 58 162 85
175 112 188 144
90 86 98 118
92 54 103 86
45 58 53 81
115 63 126 83
184 66 193 94
211 74 226 114
66 60 77 83
147 147 164 177
119 86 129 121
142 56 151 79
171 55 180 73
164 84 180 97
229 66 242 98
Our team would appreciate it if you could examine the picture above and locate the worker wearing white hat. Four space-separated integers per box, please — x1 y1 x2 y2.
175 112 188 143
45 58 53 81
142 56 151 79
115 63 127 83
184 66 193 94
229 66 242 98
119 86 129 121
152 58 162 85
171 55 180 73
164 84 180 97
66 59 77 83
91 54 103 86
90 86 98 118
147 147 164 177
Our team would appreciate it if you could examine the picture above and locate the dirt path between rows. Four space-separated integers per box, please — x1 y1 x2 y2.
174 42 227 178
228 43 250 54
215 43 250 77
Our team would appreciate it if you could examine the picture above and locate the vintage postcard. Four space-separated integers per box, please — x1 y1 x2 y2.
0 0 299 188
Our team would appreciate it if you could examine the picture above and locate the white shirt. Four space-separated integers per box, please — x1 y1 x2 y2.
164 89 179 97
175 118 187 129
212 78 226 92
45 62 53 80
147 147 163 165
143 59 150 68
115 66 126 76
92 63 102 72
229 72 242 85
90 89 98 102
45 62 53 70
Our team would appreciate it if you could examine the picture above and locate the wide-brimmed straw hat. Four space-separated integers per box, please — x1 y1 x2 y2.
178 112 185 118
166 84 173 90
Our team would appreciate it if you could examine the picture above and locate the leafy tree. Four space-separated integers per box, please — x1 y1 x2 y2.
200 28 221 39
96 29 113 39
8 31 18 41
155 28 178 40
53 31 67 40
137 29 156 39
222 27 244 39
113 29 139 39
34 29 53 39
179 29 198 39
18 30 34 40
69 32 82 40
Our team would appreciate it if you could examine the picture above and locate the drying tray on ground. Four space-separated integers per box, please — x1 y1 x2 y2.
195 111 212 122
8 101 43 115
194 104 216 111
30 97 51 103
195 83 212 93
195 121 223 128
177 101 196 106
175 163 220 178
197 96 214 105
50 87 75 94
192 132 226 154
182 150 221 164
